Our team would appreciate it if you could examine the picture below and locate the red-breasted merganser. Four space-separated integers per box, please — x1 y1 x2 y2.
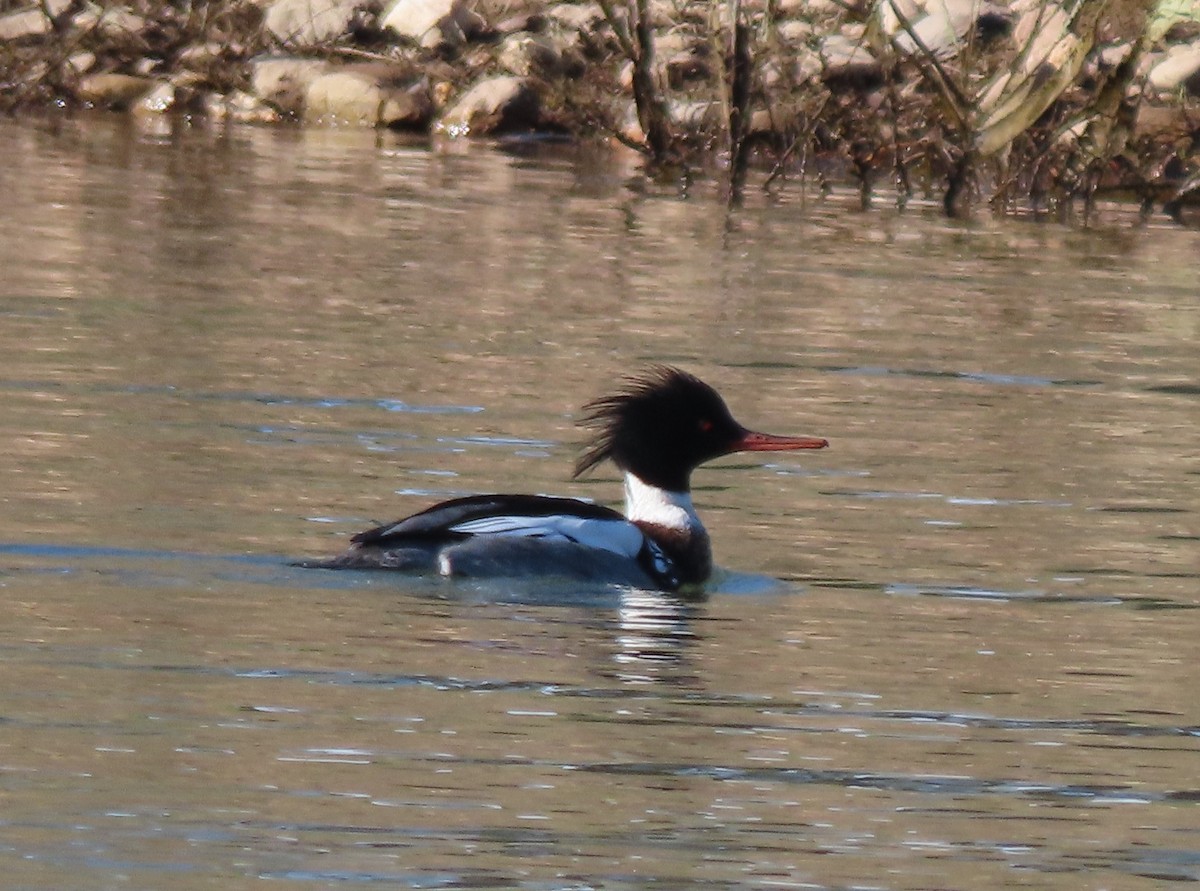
301 367 828 590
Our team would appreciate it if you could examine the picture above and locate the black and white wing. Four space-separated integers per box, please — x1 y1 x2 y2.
343 494 680 589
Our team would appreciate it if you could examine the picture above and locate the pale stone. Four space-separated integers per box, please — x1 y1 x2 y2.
436 75 540 136
654 29 697 59
304 68 431 127
541 2 606 59
176 42 229 72
819 32 878 76
381 0 484 48
251 56 332 116
777 0 841 15
264 0 359 46
134 82 176 115
1098 42 1134 68
544 0 606 51
496 32 560 76
1148 42 1200 92
544 2 603 33
76 73 157 109
619 98 722 144
383 0 454 39
66 52 96 76
669 99 720 130
71 5 145 35
879 0 984 57
206 90 283 123
0 7 50 41
305 70 388 125
0 0 72 28
748 100 805 136
494 10 544 35
776 20 812 46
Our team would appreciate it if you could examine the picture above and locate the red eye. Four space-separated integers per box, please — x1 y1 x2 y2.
698 419 714 433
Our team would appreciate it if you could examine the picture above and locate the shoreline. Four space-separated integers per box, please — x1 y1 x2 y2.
3 0 1198 218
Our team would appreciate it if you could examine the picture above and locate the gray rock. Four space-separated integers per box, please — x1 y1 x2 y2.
251 56 332 116
76 73 158 110
880 0 983 57
72 4 145 37
497 32 561 77
544 2 604 35
819 31 879 80
0 7 51 41
134 82 176 115
205 90 283 124
777 0 843 15
264 0 360 47
542 2 606 56
669 99 721 130
776 20 813 46
176 42 233 75
0 0 143 41
618 97 719 145
1147 42 1200 93
305 67 432 127
381 0 484 49
436 75 541 136
494 11 545 36
66 52 96 76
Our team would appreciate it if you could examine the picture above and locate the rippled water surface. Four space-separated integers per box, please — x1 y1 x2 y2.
1 120 1198 890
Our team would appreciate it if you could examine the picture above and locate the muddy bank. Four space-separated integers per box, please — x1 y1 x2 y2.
2 0 1198 217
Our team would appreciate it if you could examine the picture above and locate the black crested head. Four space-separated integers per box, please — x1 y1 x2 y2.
573 366 747 492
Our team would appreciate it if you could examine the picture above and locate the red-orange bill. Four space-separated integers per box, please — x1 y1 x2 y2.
734 430 829 452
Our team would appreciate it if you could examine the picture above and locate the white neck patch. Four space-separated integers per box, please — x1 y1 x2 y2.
623 473 702 533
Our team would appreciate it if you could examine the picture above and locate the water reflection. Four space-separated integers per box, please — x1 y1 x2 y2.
610 588 702 687
1 120 1198 890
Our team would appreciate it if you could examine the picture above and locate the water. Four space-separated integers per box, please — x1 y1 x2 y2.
1 118 1197 890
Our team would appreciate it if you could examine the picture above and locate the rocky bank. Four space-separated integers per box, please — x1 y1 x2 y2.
2 0 1198 214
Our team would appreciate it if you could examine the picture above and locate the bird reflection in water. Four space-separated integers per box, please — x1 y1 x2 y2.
608 587 702 686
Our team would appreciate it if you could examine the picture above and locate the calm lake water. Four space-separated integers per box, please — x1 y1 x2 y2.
1 118 1197 890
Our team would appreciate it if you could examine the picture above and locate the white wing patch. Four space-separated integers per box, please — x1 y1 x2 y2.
450 514 646 558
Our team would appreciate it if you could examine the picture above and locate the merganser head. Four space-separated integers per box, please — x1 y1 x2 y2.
573 366 828 493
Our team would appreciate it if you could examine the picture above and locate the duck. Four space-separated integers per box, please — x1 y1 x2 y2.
299 366 828 591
